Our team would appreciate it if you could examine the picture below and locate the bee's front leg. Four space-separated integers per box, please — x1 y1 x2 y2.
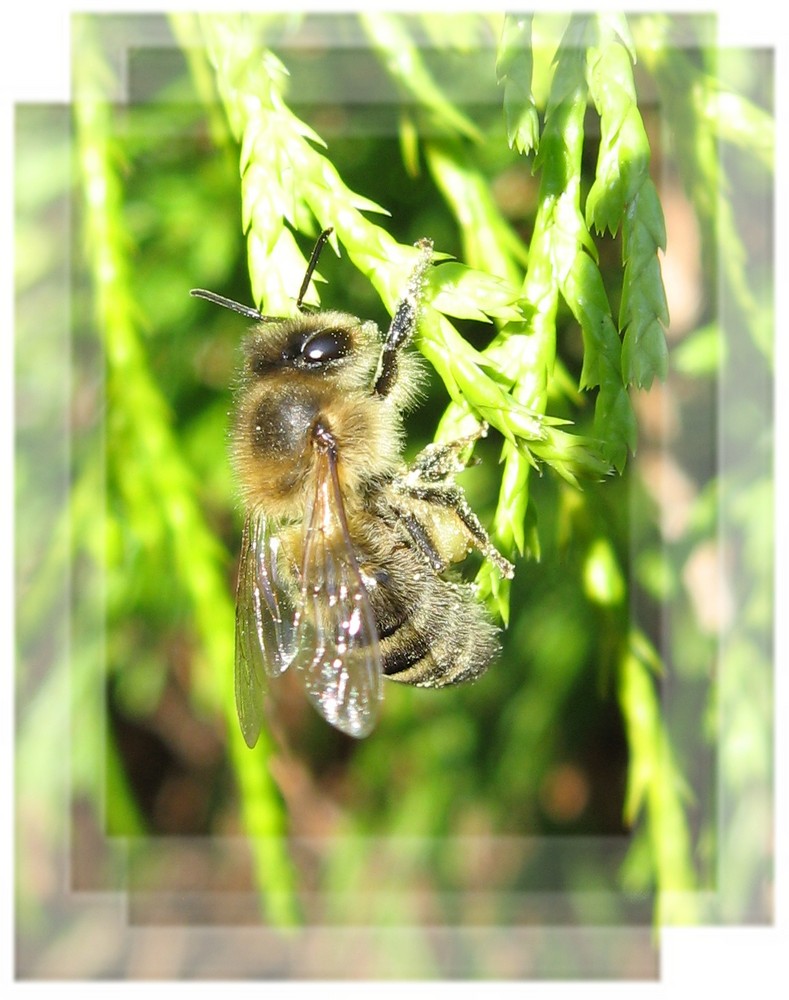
374 238 434 398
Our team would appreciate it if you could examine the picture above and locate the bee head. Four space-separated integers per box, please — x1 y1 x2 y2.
242 311 382 389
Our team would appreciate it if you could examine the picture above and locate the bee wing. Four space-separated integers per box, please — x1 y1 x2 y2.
293 448 382 739
234 509 298 747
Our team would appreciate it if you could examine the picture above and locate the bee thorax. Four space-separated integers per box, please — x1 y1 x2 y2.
250 393 319 459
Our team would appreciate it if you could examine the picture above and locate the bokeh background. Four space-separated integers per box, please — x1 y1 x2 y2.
14 11 774 980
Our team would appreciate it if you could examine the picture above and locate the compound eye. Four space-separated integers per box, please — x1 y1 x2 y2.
300 328 350 365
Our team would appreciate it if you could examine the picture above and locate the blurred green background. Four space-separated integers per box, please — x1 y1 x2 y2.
14 11 773 980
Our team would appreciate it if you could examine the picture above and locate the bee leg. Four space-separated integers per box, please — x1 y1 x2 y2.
374 238 434 398
409 423 489 482
398 481 515 580
389 505 448 574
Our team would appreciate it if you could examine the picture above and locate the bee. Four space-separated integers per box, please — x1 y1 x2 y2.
191 229 514 743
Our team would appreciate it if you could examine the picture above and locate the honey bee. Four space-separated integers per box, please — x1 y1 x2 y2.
191 229 514 743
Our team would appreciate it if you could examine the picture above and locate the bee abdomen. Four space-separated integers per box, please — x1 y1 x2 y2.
377 579 500 688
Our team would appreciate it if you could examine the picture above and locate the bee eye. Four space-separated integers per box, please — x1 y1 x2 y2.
299 328 350 365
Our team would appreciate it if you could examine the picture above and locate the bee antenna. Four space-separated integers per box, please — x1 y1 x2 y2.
192 226 334 320
296 227 334 310
189 288 279 322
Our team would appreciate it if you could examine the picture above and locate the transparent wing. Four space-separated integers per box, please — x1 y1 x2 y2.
293 449 382 739
234 509 298 747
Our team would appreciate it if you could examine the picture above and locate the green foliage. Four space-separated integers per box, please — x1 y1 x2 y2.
69 16 300 926
585 18 670 389
496 15 540 154
15 9 773 975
